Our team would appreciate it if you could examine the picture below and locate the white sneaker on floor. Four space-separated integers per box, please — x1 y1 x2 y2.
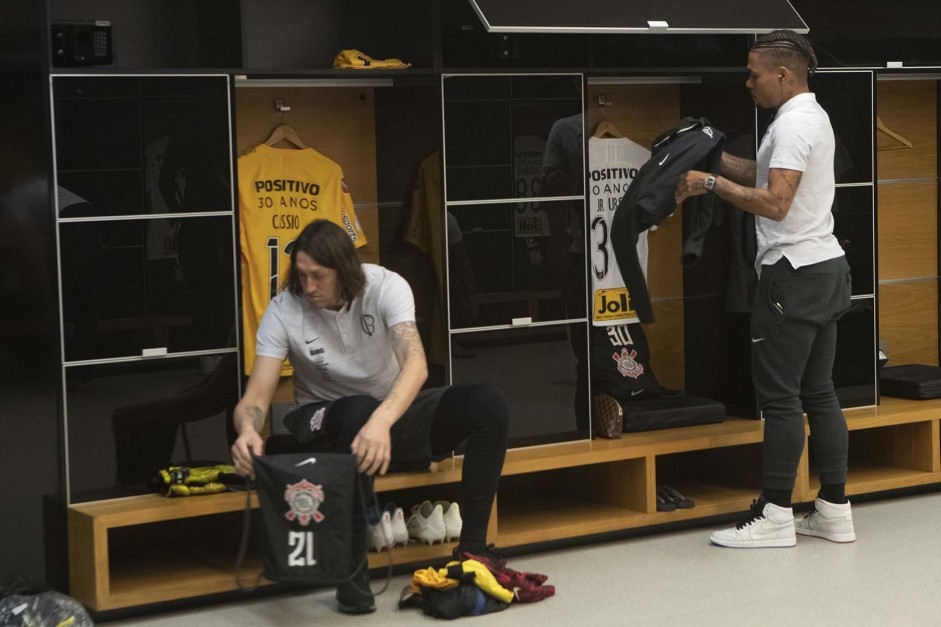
386 504 409 546
795 498 856 543
368 509 394 552
407 501 446 545
710 498 796 548
435 500 463 542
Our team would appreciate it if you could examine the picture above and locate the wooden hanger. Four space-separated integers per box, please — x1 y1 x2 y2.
264 124 307 149
592 120 624 139
876 116 913 151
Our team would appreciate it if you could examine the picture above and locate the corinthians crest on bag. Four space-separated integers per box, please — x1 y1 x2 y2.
253 453 361 584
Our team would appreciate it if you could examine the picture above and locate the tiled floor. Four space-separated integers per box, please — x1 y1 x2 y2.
107 490 941 626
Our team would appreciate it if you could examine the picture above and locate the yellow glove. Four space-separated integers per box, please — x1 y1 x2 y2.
166 482 227 496
412 566 459 591
159 464 236 486
334 49 411 70
440 560 514 603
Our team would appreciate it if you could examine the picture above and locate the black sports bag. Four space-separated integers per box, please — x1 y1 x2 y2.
252 453 361 585
879 364 941 400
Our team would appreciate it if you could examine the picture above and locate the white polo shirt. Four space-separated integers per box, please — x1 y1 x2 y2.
255 263 415 404
754 92 845 272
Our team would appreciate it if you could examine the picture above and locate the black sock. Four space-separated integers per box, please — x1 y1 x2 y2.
761 488 792 508
818 483 846 504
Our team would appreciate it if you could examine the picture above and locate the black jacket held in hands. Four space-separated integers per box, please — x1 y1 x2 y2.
610 117 726 322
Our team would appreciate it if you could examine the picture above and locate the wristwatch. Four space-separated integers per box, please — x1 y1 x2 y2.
703 175 717 192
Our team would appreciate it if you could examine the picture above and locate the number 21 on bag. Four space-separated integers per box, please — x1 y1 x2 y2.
288 531 317 566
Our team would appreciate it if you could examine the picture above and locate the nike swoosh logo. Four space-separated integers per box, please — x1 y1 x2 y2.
658 153 670 166
295 458 318 466
751 338 765 344
305 337 319 344
630 390 644 397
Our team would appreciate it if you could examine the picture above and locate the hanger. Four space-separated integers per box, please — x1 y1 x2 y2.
592 120 624 139
876 116 913 151
592 93 623 139
264 124 307 149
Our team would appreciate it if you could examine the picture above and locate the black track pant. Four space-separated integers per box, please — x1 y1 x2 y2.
751 256 851 492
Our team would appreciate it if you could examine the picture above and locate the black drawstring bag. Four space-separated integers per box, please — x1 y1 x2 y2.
251 453 361 585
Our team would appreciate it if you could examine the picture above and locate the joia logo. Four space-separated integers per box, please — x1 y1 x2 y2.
702 126 714 138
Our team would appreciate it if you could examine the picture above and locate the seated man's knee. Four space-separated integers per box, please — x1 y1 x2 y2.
465 384 509 438
328 395 381 442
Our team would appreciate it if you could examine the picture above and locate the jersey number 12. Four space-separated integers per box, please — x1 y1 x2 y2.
266 237 297 300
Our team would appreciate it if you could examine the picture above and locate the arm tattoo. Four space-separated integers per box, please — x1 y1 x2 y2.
721 153 757 186
773 169 801 197
390 321 424 366
382 322 425 408
770 169 801 218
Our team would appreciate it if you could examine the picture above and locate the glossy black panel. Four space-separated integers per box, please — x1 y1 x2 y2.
446 165 515 201
65 353 239 503
445 100 513 168
59 216 236 361
57 170 142 218
140 76 228 99
449 200 586 328
444 75 582 202
450 326 588 447
54 96 141 170
834 298 877 408
813 72 874 185
443 76 512 100
53 75 232 217
511 75 581 100
833 186 874 297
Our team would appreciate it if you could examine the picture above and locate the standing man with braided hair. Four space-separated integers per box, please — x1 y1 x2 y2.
676 30 855 548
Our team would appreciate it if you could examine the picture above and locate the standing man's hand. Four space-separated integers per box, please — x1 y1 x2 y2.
351 417 393 475
675 170 712 204
231 430 265 477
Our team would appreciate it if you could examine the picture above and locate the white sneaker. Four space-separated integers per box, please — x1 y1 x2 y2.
795 498 856 543
386 504 409 546
367 509 394 552
710 498 796 548
407 501 446 545
435 500 463 542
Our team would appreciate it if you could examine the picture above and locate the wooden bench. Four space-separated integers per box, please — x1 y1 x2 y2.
69 396 941 612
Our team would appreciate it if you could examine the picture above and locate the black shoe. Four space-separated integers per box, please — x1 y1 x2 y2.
452 543 505 568
336 565 375 615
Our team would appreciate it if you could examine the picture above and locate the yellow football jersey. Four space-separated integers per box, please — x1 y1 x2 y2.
238 144 367 375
